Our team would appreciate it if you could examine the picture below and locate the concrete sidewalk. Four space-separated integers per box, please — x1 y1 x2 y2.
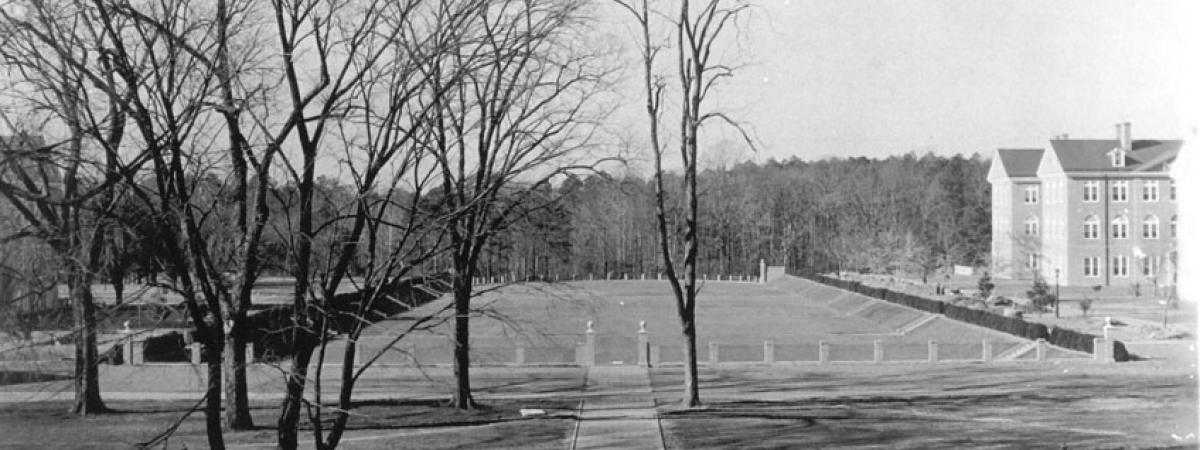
571 366 663 450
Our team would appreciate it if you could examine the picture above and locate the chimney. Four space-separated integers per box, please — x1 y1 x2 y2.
1119 122 1132 151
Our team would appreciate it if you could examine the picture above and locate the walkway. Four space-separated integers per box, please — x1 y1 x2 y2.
571 366 664 450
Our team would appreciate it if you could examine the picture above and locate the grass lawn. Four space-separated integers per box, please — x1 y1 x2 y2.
0 398 575 449
651 362 1198 449
372 279 1032 366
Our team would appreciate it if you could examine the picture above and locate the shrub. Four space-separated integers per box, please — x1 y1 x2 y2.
1077 298 1094 318
1026 277 1056 311
143 332 190 362
977 272 995 299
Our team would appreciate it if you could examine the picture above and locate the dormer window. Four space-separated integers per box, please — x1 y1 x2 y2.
1109 147 1126 167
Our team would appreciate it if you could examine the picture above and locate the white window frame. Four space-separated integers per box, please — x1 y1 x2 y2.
1170 181 1176 201
1024 216 1039 236
1143 181 1159 202
1083 216 1100 239
1112 180 1128 202
1142 215 1159 239
1083 181 1100 202
1024 186 1039 204
1112 216 1128 239
1083 257 1100 278
1142 256 1157 276
1026 253 1040 270
1171 216 1177 238
1112 255 1129 277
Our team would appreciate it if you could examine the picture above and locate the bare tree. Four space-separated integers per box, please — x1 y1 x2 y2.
418 0 610 409
0 0 146 415
613 0 752 407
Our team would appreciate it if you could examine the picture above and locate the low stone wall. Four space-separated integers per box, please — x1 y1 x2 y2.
788 272 1128 362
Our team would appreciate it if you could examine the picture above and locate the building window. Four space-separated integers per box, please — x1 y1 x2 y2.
1171 215 1177 238
1083 257 1100 277
1142 215 1159 239
1112 255 1129 277
1026 253 1039 270
1083 215 1100 239
1142 256 1157 276
1024 186 1039 204
1112 180 1128 202
1024 215 1039 236
1111 216 1128 239
1171 181 1176 201
1083 181 1099 202
1142 181 1159 202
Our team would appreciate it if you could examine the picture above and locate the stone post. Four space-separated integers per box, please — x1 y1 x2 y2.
123 339 136 366
818 341 829 364
649 345 661 367
583 321 596 367
515 346 526 365
764 340 775 364
759 259 766 284
873 340 883 363
708 342 720 365
637 321 649 367
189 342 202 365
246 342 256 364
1035 338 1047 362
981 339 993 362
928 340 938 363
1093 338 1113 362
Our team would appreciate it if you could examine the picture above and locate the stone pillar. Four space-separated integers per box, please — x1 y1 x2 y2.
584 321 596 367
1093 338 1113 362
515 346 526 365
649 345 661 367
981 339 993 362
708 342 719 365
189 342 202 365
123 339 136 365
818 341 829 364
246 342 256 364
759 259 766 284
637 321 649 367
873 340 883 363
353 340 362 366
928 340 938 363
1035 338 1047 362
764 340 775 364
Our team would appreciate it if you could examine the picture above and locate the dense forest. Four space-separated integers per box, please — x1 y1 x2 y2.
472 152 993 280
19 152 990 294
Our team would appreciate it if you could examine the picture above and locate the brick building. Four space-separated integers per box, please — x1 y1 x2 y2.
987 123 1181 287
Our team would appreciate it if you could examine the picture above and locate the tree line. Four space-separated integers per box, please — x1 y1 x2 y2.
480 152 991 282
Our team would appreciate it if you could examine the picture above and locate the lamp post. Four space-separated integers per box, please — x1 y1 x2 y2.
1054 268 1060 318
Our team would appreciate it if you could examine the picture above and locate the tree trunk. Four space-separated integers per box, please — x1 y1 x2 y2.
451 271 476 409
205 333 227 450
680 318 700 407
223 319 253 430
277 333 315 450
68 269 106 415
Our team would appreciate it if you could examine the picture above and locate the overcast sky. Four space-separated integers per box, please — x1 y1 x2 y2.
602 0 1199 165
